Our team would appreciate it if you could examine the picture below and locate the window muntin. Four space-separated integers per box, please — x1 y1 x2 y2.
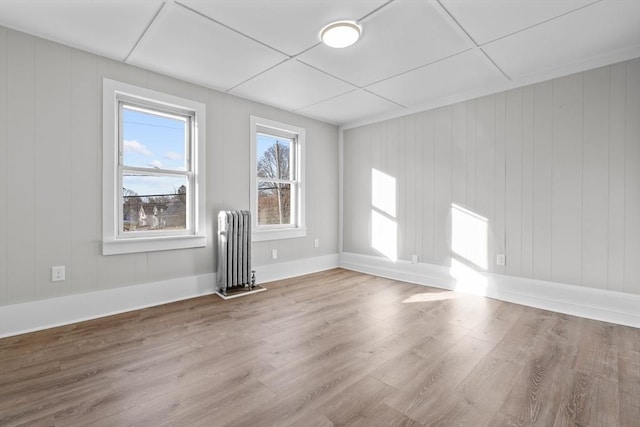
250 116 306 241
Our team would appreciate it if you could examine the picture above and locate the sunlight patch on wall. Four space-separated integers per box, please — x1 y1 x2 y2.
371 168 397 262
451 203 488 270
372 210 397 261
372 169 396 217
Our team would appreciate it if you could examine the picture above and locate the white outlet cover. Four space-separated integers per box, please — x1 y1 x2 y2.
51 265 65 282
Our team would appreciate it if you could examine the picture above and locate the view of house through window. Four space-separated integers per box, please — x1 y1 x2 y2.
256 132 294 225
103 78 206 255
119 104 192 235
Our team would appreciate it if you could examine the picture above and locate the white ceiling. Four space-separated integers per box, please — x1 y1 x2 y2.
1 0 639 128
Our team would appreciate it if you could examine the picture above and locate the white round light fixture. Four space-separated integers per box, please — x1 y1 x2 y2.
320 21 361 48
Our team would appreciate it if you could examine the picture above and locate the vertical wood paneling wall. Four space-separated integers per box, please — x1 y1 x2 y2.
0 27 339 306
344 58 640 294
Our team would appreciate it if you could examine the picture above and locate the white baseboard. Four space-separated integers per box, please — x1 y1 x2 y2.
254 253 340 284
0 254 340 338
7 251 631 337
339 252 640 328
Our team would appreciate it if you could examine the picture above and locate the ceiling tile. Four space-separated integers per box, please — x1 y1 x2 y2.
128 3 288 91
298 0 472 87
483 0 640 79
180 0 387 56
0 0 163 60
367 49 506 108
441 0 594 45
229 60 355 112
1 0 638 128
296 89 403 125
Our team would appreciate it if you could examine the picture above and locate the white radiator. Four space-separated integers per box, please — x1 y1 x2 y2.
217 210 256 295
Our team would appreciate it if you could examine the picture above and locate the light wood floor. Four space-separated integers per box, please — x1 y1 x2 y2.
1 268 638 426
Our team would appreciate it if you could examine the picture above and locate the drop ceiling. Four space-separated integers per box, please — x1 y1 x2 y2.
1 0 638 128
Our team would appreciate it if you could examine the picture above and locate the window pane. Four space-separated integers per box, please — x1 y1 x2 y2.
122 106 187 171
256 133 291 180
122 174 188 232
258 182 292 225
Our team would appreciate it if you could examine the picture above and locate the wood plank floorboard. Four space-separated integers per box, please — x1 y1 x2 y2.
0 268 637 426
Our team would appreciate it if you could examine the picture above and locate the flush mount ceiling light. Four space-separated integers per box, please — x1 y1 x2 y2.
320 21 362 48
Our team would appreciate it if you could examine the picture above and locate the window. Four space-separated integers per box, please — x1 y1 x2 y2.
250 116 306 241
102 79 206 255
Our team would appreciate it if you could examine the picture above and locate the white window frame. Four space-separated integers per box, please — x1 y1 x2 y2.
250 116 306 241
102 78 206 255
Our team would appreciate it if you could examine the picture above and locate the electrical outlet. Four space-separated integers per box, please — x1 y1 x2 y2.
411 254 419 264
314 238 319 248
496 254 506 266
271 249 278 260
52 265 65 282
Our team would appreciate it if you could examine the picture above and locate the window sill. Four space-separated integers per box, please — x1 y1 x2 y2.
102 234 206 255
252 227 307 242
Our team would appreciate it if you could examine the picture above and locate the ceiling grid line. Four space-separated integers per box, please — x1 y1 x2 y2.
434 0 511 80
174 0 292 58
361 88 407 109
435 0 481 47
362 48 474 89
225 58 293 93
292 88 360 113
288 42 323 60
295 59 361 89
477 0 603 47
124 0 169 63
479 48 512 81
356 0 397 24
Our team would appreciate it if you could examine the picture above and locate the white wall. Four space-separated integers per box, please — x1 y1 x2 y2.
0 27 339 306
343 58 640 294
